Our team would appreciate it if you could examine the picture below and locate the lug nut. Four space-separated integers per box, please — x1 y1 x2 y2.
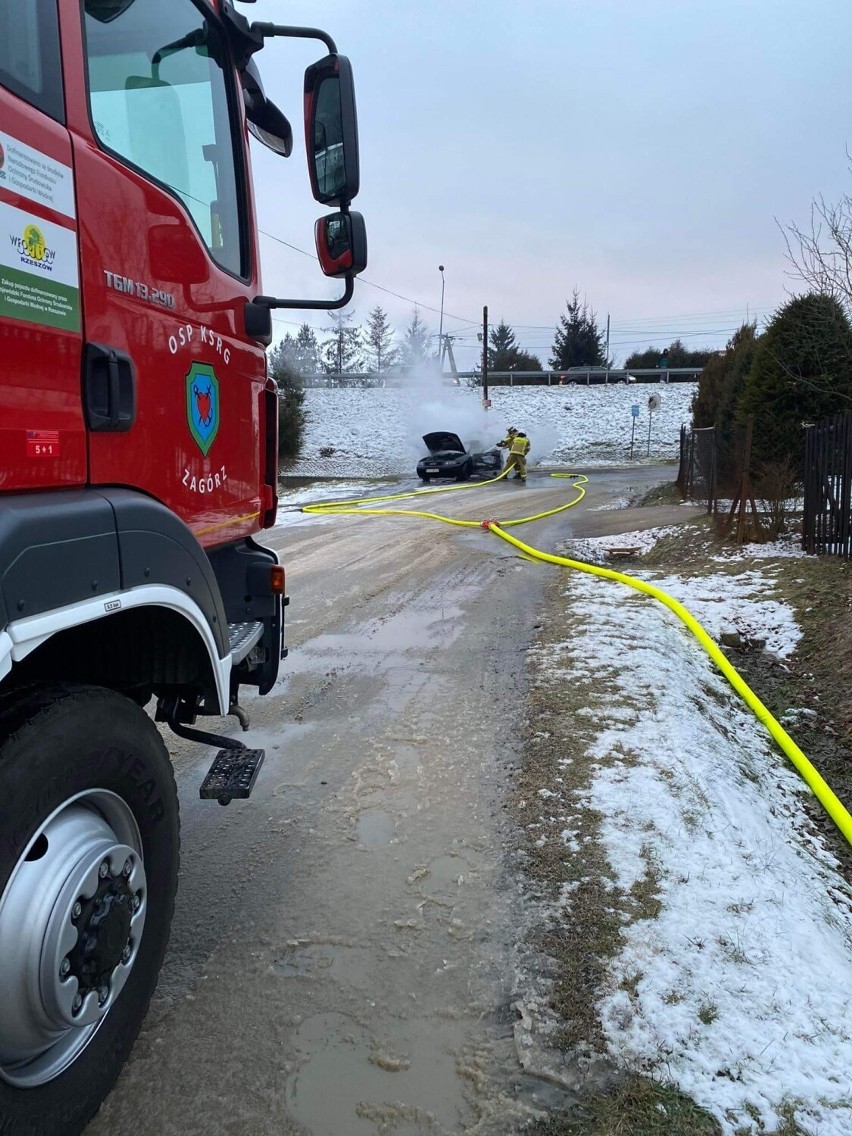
122 857 133 877
72 901 82 921
98 860 110 879
60 958 71 978
72 993 83 1013
132 893 142 911
98 986 109 1005
122 943 133 964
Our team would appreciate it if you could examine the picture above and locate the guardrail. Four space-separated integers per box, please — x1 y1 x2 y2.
299 368 704 389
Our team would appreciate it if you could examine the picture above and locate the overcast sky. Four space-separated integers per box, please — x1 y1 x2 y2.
246 0 852 368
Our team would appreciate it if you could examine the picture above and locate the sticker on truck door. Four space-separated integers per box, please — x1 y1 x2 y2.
0 131 76 218
0 201 80 330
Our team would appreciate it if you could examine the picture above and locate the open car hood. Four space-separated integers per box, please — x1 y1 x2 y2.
422 431 465 453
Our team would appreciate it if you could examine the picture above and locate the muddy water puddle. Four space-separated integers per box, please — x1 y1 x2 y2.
284 1011 480 1136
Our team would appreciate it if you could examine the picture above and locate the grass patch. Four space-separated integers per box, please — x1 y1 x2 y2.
698 1002 718 1025
526 1074 722 1135
637 481 684 507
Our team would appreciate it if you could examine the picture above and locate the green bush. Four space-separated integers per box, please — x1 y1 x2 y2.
268 342 306 463
736 294 852 472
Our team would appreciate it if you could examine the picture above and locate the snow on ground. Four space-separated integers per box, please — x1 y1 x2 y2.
286 381 696 478
710 533 809 560
534 548 852 1135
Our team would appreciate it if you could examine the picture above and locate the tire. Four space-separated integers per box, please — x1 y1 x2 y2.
0 684 179 1135
421 476 430 484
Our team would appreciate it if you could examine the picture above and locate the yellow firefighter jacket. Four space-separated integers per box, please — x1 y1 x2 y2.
498 432 530 453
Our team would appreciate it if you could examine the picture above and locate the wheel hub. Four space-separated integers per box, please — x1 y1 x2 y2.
69 878 136 995
0 790 146 1087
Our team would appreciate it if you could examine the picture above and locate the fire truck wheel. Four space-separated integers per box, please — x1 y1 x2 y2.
0 684 179 1135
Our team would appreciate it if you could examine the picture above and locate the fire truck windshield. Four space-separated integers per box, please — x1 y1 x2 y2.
83 0 246 278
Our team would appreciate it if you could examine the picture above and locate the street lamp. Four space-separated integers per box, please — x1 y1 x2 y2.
438 265 445 370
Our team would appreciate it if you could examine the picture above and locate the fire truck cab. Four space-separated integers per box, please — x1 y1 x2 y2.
0 1 365 1130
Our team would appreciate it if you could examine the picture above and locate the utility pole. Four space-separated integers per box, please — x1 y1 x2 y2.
605 312 610 367
438 265 445 372
482 306 490 409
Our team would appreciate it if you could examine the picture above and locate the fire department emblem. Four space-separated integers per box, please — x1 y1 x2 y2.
185 362 220 456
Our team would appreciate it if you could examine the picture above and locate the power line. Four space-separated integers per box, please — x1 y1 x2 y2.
258 226 479 325
257 224 768 348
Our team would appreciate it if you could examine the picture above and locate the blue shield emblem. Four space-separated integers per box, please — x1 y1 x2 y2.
185 362 220 456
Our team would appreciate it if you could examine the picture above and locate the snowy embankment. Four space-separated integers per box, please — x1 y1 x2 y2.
529 526 852 1135
286 382 696 479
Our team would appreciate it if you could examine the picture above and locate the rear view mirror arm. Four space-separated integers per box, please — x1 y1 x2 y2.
251 24 337 54
252 276 354 311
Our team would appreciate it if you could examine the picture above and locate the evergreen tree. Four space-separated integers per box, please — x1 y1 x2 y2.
400 305 431 369
293 323 321 374
736 294 852 471
488 319 542 371
690 323 760 482
549 290 607 369
268 341 306 462
364 305 398 373
488 319 517 370
321 308 363 374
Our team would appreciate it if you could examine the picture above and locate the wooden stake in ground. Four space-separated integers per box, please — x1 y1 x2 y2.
725 416 765 544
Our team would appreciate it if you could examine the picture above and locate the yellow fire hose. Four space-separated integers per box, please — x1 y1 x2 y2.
302 472 852 848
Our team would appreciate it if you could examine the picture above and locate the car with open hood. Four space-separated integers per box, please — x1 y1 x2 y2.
416 432 503 483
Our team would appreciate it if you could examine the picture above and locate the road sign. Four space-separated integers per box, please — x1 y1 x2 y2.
648 393 661 413
631 404 640 417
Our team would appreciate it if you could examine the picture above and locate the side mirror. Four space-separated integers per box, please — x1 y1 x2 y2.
314 211 367 278
241 59 293 157
85 0 138 22
303 54 359 206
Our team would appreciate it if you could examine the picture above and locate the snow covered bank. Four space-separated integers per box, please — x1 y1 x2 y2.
528 528 852 1135
286 382 697 478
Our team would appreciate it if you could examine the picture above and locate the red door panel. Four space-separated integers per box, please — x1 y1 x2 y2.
66 0 267 549
72 139 266 547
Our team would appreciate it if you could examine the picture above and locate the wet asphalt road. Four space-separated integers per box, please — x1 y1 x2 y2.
85 466 691 1136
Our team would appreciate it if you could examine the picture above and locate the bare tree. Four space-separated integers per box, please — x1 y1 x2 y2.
782 162 852 313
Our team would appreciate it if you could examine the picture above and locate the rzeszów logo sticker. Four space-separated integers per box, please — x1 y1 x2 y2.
185 362 220 456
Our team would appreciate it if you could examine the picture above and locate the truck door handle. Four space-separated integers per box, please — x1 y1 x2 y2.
83 343 137 432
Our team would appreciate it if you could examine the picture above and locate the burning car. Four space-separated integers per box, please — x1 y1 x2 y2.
416 432 504 483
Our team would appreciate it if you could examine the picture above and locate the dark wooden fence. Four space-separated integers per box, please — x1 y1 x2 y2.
677 425 717 513
803 412 852 559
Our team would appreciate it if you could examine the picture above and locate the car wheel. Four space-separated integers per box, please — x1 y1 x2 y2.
0 684 180 1136
421 476 431 484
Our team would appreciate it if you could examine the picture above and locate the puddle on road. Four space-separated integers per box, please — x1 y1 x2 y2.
296 604 467 674
357 807 396 846
273 944 374 988
418 854 470 904
285 1011 476 1136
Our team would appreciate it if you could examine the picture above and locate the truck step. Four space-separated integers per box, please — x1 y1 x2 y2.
228 620 264 664
199 747 265 805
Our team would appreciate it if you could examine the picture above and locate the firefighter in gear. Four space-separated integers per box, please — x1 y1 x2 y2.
497 427 531 480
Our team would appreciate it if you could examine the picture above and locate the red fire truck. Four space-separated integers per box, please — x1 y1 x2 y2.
0 1 366 1130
